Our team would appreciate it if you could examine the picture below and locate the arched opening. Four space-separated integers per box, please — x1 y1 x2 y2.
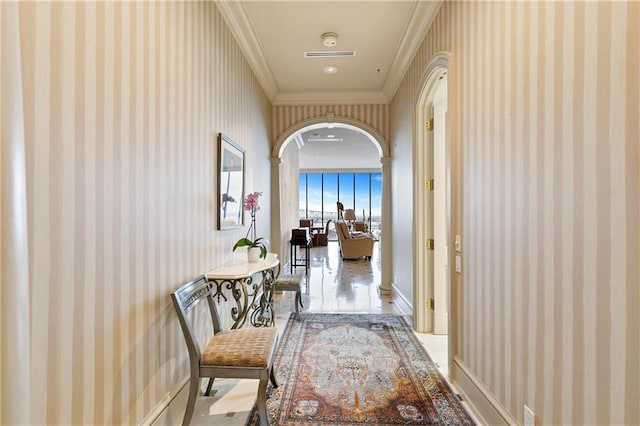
414 52 456 375
270 115 393 295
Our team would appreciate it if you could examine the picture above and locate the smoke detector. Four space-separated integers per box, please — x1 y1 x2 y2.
322 32 338 47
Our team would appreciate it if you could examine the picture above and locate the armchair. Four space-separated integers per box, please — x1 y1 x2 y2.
335 221 374 260
353 221 367 232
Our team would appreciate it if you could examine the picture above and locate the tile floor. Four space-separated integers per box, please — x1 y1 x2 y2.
166 241 452 425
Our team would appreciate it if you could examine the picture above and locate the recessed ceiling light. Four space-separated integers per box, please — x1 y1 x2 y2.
324 66 338 74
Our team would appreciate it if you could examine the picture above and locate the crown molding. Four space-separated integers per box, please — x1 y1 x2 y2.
217 0 442 105
382 0 443 100
216 1 279 101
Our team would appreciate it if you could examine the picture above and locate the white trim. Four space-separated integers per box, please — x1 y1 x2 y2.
382 0 444 100
453 358 518 426
216 1 442 105
413 53 452 333
216 1 279 101
271 116 393 298
273 117 389 159
144 378 189 426
390 281 413 317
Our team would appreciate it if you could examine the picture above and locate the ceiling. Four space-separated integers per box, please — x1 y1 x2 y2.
218 1 442 170
297 127 381 170
218 0 442 105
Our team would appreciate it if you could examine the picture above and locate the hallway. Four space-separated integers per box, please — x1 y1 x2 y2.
163 241 451 425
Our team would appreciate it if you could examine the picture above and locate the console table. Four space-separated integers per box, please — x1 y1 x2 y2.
205 253 279 329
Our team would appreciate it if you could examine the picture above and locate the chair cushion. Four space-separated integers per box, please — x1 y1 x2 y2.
274 274 303 291
336 221 351 240
201 327 277 368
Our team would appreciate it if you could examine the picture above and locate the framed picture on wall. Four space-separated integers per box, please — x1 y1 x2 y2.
217 133 245 230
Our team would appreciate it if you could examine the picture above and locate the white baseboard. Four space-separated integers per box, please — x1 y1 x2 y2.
452 357 518 426
389 281 413 316
142 378 188 426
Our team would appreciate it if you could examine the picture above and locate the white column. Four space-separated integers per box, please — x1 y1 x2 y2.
1 2 31 424
379 156 393 294
270 156 283 261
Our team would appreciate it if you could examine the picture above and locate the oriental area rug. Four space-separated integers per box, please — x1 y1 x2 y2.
248 313 475 425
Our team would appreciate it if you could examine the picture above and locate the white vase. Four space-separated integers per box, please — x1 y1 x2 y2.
247 247 261 263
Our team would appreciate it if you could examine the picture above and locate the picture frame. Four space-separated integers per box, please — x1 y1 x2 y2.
217 133 245 230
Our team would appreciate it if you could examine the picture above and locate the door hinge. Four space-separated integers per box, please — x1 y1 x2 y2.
425 118 434 131
426 179 434 191
426 239 434 250
426 298 435 310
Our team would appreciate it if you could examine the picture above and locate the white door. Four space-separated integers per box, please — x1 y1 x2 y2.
433 76 449 335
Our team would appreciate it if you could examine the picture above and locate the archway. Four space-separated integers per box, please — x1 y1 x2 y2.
270 114 393 295
414 52 456 373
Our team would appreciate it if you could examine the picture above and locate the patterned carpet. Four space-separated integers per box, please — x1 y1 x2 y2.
248 313 475 425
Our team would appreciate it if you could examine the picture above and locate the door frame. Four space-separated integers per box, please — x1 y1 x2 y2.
413 52 457 372
270 116 393 295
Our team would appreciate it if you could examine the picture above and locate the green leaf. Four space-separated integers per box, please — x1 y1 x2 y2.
233 237 269 258
232 238 253 251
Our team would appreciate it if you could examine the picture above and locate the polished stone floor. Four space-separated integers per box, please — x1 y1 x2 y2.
158 241 453 425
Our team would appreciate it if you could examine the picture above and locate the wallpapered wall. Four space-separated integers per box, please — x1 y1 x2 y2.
391 1 639 424
272 104 389 144
8 1 271 424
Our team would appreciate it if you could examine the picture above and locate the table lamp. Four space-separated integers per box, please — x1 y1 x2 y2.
343 209 356 230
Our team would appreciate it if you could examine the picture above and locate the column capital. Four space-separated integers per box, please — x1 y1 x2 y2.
270 156 283 168
380 156 392 167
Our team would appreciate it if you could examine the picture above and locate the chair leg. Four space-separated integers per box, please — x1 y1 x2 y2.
296 290 303 312
204 377 214 396
257 378 269 426
270 365 279 388
182 376 200 426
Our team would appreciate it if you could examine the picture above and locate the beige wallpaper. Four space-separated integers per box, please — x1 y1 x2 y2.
272 104 389 144
10 1 271 424
391 1 639 424
5 0 639 424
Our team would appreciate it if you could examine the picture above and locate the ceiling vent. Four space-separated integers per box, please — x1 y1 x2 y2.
304 51 356 58
308 137 343 142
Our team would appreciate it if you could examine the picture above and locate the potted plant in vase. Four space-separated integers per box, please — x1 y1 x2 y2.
233 191 269 262
233 236 269 263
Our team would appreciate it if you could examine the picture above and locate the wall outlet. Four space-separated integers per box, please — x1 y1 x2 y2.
524 405 535 426
455 255 462 273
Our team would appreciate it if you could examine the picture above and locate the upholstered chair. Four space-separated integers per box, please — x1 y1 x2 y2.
353 221 367 232
335 221 374 260
171 275 279 426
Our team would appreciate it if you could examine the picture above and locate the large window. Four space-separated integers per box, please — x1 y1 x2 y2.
299 172 382 234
